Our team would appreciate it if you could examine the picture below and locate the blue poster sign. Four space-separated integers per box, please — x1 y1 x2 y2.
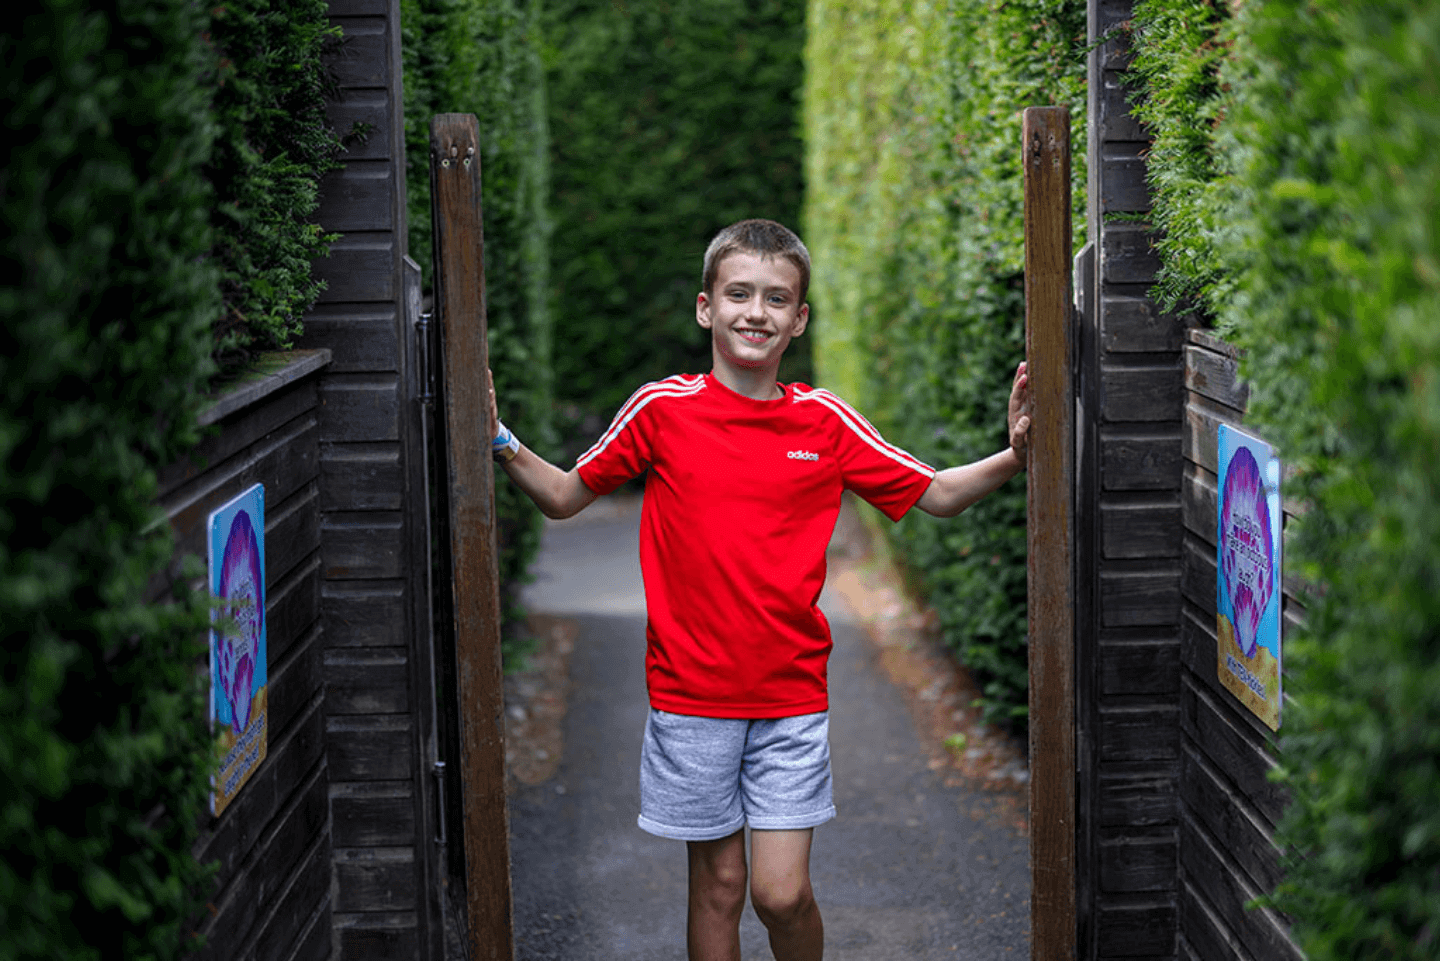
1216 425 1282 730
208 483 268 816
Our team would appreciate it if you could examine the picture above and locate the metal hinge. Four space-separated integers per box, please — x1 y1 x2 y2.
432 760 447 846
416 311 435 407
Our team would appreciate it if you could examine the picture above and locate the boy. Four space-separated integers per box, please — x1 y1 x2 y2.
489 219 1030 961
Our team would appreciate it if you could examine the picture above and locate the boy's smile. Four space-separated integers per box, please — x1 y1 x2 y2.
697 251 809 398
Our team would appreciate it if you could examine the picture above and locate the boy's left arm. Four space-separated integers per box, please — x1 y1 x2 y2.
915 361 1030 519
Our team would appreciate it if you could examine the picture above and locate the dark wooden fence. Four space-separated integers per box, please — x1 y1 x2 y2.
1177 330 1302 961
1075 2 1305 960
159 352 333 961
304 0 449 955
1075 1 1186 954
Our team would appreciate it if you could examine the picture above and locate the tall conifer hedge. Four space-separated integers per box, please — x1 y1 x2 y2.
1 3 220 957
804 0 1087 724
543 0 808 428
1129 0 1440 954
2 1 346 954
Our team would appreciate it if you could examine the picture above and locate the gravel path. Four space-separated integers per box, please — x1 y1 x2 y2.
508 495 1030 960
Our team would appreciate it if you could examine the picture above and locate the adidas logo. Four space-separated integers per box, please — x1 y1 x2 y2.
787 450 820 461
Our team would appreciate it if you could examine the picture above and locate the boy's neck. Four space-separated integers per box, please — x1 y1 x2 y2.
711 362 783 401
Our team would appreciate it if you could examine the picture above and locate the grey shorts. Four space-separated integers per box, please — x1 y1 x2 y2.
637 709 837 841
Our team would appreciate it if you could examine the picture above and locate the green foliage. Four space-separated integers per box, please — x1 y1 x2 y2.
1131 0 1440 954
1127 0 1232 313
208 0 344 366
804 0 1087 724
0 2 220 957
401 0 554 647
543 0 808 424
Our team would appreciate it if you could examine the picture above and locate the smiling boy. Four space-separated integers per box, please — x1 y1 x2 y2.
490 219 1030 961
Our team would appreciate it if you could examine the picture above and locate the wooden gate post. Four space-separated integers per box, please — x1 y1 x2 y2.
1023 105 1077 961
429 113 515 961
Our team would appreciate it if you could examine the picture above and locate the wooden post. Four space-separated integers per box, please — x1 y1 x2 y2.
1023 105 1077 961
430 113 515 961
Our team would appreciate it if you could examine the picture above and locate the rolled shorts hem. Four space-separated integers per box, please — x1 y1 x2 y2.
637 813 747 842
747 805 836 832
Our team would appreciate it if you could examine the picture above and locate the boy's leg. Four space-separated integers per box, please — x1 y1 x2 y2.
687 828 748 961
749 828 823 961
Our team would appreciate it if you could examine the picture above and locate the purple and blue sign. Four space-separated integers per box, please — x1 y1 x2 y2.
1216 425 1282 730
208 483 268 816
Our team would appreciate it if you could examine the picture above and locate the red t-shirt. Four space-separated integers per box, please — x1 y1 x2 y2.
576 372 935 718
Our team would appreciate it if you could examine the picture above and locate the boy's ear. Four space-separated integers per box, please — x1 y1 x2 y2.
794 302 810 336
696 291 713 330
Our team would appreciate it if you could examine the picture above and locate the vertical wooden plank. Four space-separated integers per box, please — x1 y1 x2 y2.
429 113 514 961
1024 105 1078 961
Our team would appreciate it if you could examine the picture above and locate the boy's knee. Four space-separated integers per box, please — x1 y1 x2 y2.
689 844 748 915
750 876 816 928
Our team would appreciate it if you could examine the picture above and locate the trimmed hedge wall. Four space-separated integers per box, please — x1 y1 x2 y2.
804 0 1087 723
543 0 808 427
401 0 554 640
1 3 220 957
1130 0 1440 955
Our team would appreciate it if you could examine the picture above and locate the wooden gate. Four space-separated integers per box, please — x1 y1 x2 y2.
425 112 517 961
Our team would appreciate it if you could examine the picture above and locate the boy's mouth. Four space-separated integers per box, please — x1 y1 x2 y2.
736 328 773 344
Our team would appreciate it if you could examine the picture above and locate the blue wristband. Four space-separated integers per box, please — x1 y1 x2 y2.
492 419 520 462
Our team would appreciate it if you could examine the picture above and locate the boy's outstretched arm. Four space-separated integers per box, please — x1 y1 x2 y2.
915 361 1031 519
489 371 598 520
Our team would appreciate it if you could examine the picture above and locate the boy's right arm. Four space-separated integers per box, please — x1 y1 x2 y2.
498 446 598 520
489 370 598 520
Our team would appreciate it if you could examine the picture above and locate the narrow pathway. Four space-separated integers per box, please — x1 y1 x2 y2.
508 496 1030 960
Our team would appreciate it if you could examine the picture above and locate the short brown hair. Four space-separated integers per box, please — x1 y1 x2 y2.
701 219 811 301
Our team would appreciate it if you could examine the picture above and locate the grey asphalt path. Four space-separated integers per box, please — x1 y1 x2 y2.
510 496 1029 960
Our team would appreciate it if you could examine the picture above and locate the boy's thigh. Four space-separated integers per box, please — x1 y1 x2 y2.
748 828 816 894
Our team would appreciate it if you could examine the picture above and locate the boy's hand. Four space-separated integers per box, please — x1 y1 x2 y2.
1008 361 1031 458
487 368 498 437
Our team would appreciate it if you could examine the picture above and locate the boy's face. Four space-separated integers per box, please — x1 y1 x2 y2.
696 251 809 380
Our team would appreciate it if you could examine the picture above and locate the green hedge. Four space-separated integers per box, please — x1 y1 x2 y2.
804 0 1087 724
0 3 220 957
1130 0 1440 955
401 0 554 648
208 0 343 367
543 0 808 428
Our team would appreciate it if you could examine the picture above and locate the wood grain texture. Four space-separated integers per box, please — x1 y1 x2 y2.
1102 430 1185 492
1099 827 1179 893
1095 901 1177 957
1102 225 1162 285
1103 363 1184 423
1101 499 1183 560
327 715 414 781
430 112 515 960
333 848 418 912
315 233 396 303
1179 817 1302 961
1102 296 1186 355
1024 105 1078 961
316 160 396 233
